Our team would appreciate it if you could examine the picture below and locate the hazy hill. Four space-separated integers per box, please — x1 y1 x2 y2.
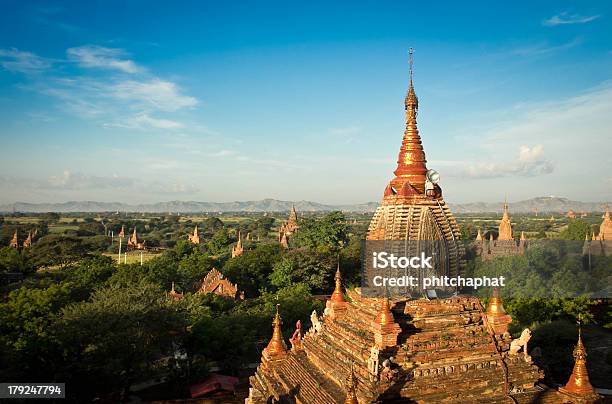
0 197 608 214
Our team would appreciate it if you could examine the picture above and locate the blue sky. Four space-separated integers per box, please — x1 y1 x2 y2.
0 1 611 205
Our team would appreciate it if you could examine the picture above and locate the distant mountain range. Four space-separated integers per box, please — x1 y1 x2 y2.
0 197 609 214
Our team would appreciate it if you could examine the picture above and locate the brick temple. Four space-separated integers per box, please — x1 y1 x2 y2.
279 205 299 249
246 54 600 403
475 203 527 261
583 207 612 256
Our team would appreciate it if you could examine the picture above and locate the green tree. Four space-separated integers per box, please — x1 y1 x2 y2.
56 281 184 401
29 235 88 268
269 250 335 293
207 228 232 256
0 246 34 275
222 244 281 296
559 219 591 241
293 211 348 252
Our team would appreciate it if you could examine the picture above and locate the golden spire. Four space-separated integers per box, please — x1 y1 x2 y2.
520 231 526 241
486 288 507 318
375 295 395 326
344 363 358 404
476 229 483 241
498 202 513 240
265 304 287 358
560 322 596 397
331 261 346 304
392 48 428 193
489 232 494 242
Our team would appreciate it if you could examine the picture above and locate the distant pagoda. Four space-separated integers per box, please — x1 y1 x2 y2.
583 206 612 256
127 227 145 250
231 231 244 257
278 205 299 248
9 230 19 249
475 203 527 260
188 224 200 245
246 52 590 403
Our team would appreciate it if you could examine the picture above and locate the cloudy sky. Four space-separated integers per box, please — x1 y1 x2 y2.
0 1 611 204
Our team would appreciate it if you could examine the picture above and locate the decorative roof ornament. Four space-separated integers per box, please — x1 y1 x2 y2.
330 261 346 304
559 320 597 398
375 295 395 326
265 304 288 359
344 362 358 404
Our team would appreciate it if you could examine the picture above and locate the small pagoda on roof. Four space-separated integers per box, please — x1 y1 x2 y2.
475 203 527 260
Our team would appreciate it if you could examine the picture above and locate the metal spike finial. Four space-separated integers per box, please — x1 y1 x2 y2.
409 48 414 84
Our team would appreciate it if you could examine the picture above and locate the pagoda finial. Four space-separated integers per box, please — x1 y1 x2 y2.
560 318 596 397
344 362 358 404
265 304 287 358
409 47 414 86
331 260 346 304
392 48 427 194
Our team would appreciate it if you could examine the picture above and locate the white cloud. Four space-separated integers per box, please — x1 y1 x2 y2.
511 38 581 57
450 145 553 179
0 170 199 195
105 113 184 130
47 170 135 190
67 45 141 73
209 149 237 157
543 12 600 26
110 79 198 111
0 48 51 73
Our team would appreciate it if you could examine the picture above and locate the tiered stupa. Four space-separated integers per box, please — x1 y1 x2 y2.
247 52 580 403
559 325 600 401
475 203 527 260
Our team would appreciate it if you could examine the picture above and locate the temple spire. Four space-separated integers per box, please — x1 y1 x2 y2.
330 261 346 304
265 304 287 358
392 48 428 193
560 321 597 397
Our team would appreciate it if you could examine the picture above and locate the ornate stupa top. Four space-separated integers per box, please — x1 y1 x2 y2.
560 322 596 397
392 48 428 194
330 262 346 304
265 304 288 359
